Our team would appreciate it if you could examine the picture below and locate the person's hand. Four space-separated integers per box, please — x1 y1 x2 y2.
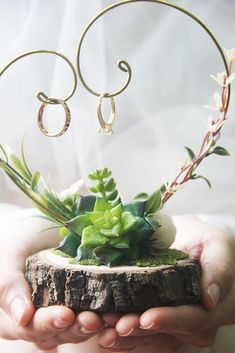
97 215 235 352
0 308 105 351
0 214 104 350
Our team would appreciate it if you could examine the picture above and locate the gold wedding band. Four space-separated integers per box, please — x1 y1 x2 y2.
38 98 71 137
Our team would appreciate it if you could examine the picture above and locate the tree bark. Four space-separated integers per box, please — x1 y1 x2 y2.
25 249 201 313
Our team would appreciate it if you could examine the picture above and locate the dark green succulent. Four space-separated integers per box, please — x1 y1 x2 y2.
58 171 162 266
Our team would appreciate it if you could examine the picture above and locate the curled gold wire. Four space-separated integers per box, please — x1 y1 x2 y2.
76 0 231 111
0 50 77 105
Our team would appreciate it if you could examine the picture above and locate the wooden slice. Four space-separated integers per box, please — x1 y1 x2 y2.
25 249 201 313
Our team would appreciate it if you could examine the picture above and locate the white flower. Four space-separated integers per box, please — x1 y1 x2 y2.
59 179 85 200
210 72 235 87
225 48 235 63
204 92 224 111
149 212 176 250
207 116 225 133
210 72 226 86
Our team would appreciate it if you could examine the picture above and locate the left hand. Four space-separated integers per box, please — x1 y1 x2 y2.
97 215 235 352
0 216 105 350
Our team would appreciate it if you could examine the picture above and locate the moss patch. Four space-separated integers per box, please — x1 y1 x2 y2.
129 249 189 267
53 249 72 258
53 248 188 267
71 258 102 266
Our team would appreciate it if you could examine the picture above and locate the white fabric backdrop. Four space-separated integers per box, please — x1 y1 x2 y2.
0 0 234 216
0 2 235 352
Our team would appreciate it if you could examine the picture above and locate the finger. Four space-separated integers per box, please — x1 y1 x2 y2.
77 311 104 333
200 230 235 309
98 328 119 348
0 270 35 326
140 305 211 334
58 313 104 345
28 306 75 335
0 306 75 344
115 313 140 336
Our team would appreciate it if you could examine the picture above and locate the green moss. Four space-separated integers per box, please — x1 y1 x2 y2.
68 258 79 265
129 249 189 267
53 249 72 258
53 248 188 267
72 258 102 266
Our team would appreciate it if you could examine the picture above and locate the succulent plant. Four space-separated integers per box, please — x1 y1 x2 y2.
0 144 163 266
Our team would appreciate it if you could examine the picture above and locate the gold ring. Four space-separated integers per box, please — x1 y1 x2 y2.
37 98 71 137
97 94 116 133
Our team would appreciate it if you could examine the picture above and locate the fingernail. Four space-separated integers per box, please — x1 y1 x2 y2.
140 323 161 330
100 340 116 348
119 328 134 337
80 326 101 334
207 283 221 308
9 296 27 324
53 317 71 329
98 331 117 348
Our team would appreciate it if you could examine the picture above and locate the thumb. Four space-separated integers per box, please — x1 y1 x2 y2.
0 253 35 326
200 230 235 310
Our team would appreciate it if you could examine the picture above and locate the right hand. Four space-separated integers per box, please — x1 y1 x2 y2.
0 214 104 350
98 215 235 352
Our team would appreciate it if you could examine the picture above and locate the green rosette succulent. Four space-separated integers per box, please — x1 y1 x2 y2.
58 171 162 266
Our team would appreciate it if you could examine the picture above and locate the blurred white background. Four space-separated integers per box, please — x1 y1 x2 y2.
0 0 234 216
